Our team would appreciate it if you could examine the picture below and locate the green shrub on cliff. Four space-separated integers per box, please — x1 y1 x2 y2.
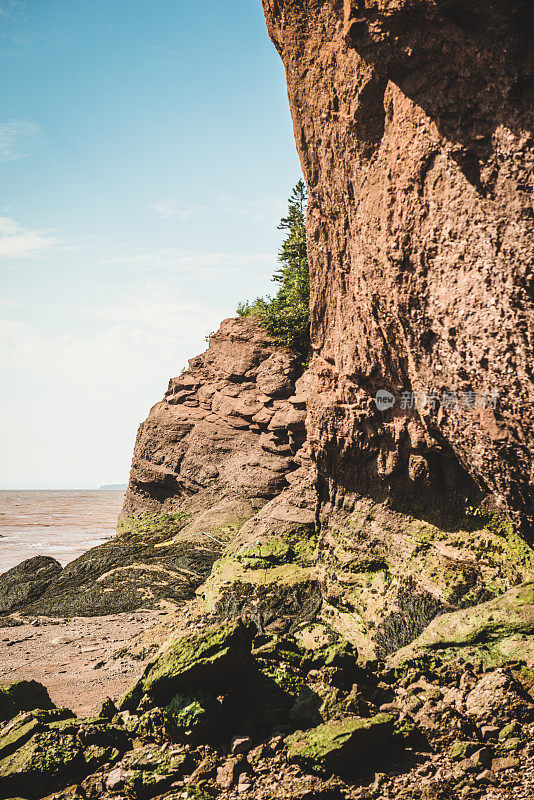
238 179 310 361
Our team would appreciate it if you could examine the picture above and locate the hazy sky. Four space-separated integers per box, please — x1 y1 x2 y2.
0 0 301 488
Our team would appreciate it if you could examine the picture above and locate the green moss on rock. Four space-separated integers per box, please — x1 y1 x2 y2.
115 743 191 796
117 512 191 544
0 708 73 760
236 539 293 569
285 713 396 776
449 740 478 761
0 711 129 799
118 619 255 709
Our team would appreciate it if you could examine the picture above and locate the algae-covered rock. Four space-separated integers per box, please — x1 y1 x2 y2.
23 512 220 617
390 582 534 667
119 619 256 710
0 709 74 760
236 539 293 570
285 713 396 776
0 680 55 722
317 496 534 661
287 685 324 728
0 556 62 614
0 711 129 799
130 691 222 744
0 727 81 799
165 691 220 738
449 740 478 761
199 517 320 635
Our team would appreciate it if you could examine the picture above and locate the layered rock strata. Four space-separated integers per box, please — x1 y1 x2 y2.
121 316 308 533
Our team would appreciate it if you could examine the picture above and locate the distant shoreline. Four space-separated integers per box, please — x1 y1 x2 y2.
0 486 127 492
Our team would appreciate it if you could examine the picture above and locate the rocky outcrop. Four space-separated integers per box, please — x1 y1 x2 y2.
285 712 396 777
20 515 222 616
117 619 256 710
121 316 307 535
104 312 533 654
262 0 534 538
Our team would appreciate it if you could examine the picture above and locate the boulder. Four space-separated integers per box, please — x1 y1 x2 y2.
0 680 55 723
465 670 534 724
256 352 299 398
100 742 190 795
22 522 220 617
129 691 222 744
0 557 62 614
118 619 256 709
390 583 534 668
285 713 396 776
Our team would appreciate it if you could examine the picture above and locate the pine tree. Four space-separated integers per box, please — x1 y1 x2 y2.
237 180 310 362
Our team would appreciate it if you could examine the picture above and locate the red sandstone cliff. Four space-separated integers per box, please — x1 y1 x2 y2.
262 0 533 536
114 0 533 654
121 317 308 535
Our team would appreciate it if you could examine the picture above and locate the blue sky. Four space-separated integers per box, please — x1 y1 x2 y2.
0 0 301 488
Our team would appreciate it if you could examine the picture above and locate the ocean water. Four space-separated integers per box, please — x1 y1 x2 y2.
0 490 125 573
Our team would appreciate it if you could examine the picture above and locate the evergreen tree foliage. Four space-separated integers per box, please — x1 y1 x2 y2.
237 180 310 361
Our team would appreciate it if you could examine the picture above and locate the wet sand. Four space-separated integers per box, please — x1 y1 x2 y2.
0 602 207 716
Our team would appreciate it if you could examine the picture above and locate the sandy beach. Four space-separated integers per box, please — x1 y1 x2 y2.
0 601 208 716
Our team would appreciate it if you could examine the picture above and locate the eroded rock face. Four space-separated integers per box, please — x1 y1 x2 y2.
262 0 534 536
121 317 307 534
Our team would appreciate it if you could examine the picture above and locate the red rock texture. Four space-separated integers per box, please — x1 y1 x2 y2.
121 318 308 529
262 0 534 535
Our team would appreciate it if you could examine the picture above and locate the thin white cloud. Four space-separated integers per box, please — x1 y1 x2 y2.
151 194 288 226
151 198 206 220
0 216 64 259
0 119 45 162
102 245 272 277
0 1 24 21
219 195 286 223
0 283 226 413
89 280 223 333
0 298 23 307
